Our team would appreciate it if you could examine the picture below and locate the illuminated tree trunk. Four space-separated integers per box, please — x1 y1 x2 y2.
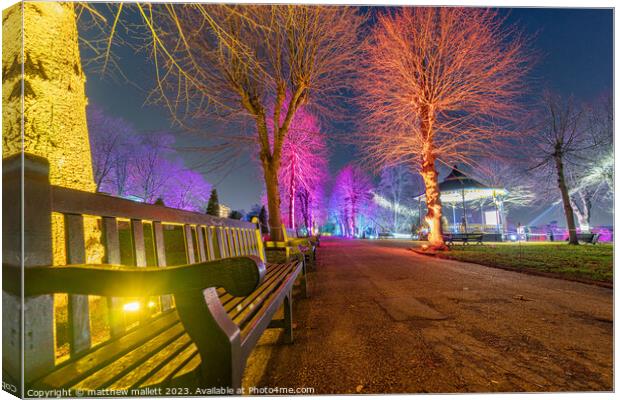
351 199 357 237
554 151 579 245
288 157 296 229
570 192 592 232
263 159 284 241
419 105 446 249
421 151 446 248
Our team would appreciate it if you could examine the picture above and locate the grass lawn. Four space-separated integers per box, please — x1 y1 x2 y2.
435 242 613 284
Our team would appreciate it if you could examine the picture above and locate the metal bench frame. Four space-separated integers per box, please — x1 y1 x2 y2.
442 233 484 246
572 233 600 244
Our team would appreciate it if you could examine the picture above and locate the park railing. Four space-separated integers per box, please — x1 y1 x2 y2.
3 153 265 382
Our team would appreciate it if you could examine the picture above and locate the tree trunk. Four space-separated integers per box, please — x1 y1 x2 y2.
350 198 357 237
263 161 285 241
288 158 295 229
420 147 446 249
418 103 446 249
570 192 592 232
554 154 579 245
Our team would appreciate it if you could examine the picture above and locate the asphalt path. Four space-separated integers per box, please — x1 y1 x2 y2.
243 238 613 394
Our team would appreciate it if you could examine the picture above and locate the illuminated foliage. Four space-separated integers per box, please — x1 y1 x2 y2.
330 165 375 237
87 105 138 193
568 94 613 229
75 4 365 240
264 102 329 233
528 92 613 234
358 8 532 248
128 5 363 240
88 109 212 211
374 165 424 234
529 92 590 243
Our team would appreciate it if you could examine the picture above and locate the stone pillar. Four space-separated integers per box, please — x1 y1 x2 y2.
3 2 95 189
3 2 103 265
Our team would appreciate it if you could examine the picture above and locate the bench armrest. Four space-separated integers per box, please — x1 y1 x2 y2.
4 256 266 298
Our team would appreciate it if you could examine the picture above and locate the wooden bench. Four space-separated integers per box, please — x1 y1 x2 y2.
378 232 394 239
263 223 318 266
3 154 304 394
568 232 600 244
442 233 484 246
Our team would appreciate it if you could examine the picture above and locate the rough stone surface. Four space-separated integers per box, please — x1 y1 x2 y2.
3 2 95 191
243 238 612 394
3 2 103 265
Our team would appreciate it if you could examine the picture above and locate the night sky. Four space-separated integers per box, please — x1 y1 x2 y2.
82 6 613 225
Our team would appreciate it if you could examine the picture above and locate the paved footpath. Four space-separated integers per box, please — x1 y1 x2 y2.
244 238 612 394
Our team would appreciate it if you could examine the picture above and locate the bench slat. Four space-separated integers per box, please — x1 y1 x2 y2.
241 261 302 355
131 220 147 267
204 227 216 261
72 322 185 390
232 263 297 329
219 263 290 315
102 217 125 337
153 221 172 311
64 214 91 356
138 342 198 388
184 225 196 264
196 226 207 262
107 331 193 390
51 186 254 229
33 311 179 389
171 352 201 384
215 227 228 259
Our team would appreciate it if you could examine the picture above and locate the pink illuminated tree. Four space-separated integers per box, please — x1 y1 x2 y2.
268 104 329 233
357 8 533 249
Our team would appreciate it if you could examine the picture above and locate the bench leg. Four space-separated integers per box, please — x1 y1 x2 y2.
283 290 294 344
302 258 310 298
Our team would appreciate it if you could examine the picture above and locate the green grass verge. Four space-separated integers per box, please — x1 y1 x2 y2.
437 242 613 284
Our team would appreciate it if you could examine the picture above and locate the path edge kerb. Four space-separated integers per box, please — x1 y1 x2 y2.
409 248 613 290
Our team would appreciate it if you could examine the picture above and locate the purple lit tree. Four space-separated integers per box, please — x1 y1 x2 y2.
259 101 329 235
162 165 212 212
126 133 176 204
330 165 375 237
87 105 137 193
88 107 212 211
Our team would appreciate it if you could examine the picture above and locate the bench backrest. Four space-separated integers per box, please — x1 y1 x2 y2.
283 224 297 240
2 154 266 382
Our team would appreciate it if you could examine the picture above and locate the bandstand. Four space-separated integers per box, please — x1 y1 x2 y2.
415 166 507 237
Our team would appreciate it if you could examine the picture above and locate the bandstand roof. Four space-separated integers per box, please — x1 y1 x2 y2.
415 166 506 203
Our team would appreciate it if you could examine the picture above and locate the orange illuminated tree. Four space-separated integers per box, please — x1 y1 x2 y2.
358 8 532 248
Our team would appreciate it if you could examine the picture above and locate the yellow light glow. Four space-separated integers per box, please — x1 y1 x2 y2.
147 301 157 308
123 302 140 312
